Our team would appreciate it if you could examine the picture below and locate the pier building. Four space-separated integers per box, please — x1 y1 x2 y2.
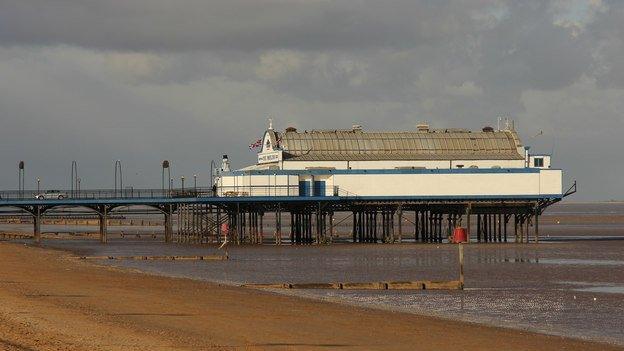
217 123 560 199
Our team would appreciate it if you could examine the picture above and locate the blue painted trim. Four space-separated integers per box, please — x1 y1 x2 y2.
0 194 563 207
224 168 558 176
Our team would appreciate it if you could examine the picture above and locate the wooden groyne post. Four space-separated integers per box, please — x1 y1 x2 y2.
458 243 464 288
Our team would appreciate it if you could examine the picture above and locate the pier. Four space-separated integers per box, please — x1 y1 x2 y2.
0 182 576 245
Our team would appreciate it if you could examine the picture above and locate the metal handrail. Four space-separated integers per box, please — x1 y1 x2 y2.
0 187 214 200
0 184 362 200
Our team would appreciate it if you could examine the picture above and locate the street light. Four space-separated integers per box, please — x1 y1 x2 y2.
162 160 170 195
71 160 78 198
181 176 185 192
114 160 123 197
193 174 197 192
18 161 24 198
37 178 40 193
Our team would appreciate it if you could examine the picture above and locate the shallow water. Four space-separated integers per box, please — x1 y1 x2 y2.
37 238 624 346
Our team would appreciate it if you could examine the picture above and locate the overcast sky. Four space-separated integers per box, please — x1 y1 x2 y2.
0 0 622 200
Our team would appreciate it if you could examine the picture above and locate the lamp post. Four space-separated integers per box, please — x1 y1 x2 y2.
18 161 24 198
37 178 40 193
162 160 170 196
170 178 174 196
210 160 216 185
71 161 78 198
181 176 185 192
114 160 123 197
77 177 81 197
193 174 197 193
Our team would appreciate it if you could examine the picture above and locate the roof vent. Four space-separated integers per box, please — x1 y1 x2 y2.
352 124 363 131
417 123 430 132
285 127 297 133
482 126 494 132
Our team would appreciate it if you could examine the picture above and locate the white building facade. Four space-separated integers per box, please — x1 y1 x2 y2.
217 124 561 200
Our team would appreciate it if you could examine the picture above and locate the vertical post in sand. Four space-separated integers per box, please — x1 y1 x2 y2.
458 243 465 289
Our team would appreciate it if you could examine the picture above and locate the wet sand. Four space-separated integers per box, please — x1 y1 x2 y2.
39 239 624 346
0 242 620 351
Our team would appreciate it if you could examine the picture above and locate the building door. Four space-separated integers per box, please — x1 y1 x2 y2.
313 181 326 197
298 181 310 197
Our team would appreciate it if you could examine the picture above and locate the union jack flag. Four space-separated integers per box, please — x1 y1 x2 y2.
249 139 262 150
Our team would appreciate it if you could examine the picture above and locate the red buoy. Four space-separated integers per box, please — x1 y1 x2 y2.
452 227 468 243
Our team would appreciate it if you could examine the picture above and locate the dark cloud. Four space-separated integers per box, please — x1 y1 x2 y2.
0 0 474 52
0 0 622 200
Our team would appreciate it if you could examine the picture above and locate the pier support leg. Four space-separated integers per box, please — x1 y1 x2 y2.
504 214 509 243
466 205 472 243
315 203 321 244
389 210 395 243
99 206 108 244
290 212 294 244
396 206 402 243
275 205 282 245
498 214 502 243
352 211 357 243
33 206 41 244
329 212 334 243
236 204 242 245
414 210 419 243
477 214 481 243
421 211 427 243
487 214 491 243
259 212 264 244
164 205 173 243
216 207 222 243
534 205 539 244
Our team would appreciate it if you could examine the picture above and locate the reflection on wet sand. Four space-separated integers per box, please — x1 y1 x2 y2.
34 239 624 346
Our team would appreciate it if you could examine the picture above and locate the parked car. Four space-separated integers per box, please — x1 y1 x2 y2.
35 190 67 200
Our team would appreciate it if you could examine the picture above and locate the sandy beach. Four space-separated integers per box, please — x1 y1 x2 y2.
0 242 621 351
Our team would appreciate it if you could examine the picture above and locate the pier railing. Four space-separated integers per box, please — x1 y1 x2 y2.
0 185 360 200
0 188 214 200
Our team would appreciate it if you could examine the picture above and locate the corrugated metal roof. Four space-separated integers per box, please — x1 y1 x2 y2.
278 129 524 161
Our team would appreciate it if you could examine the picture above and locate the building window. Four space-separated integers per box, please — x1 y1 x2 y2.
534 158 544 167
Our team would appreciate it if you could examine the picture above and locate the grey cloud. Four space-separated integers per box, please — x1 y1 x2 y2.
477 2 593 92
0 1 623 200
0 0 475 52
586 1 624 88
